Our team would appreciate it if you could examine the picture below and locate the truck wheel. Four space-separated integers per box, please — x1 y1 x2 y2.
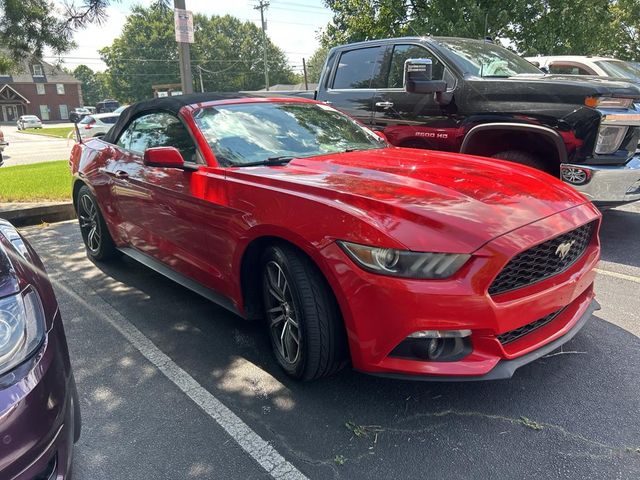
76 185 118 261
492 150 549 173
261 244 347 381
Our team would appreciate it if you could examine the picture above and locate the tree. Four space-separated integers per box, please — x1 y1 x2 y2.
100 4 296 102
73 65 111 106
320 0 640 60
306 45 330 83
0 0 110 72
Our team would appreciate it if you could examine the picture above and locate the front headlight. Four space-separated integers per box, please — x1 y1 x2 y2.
595 125 628 154
0 222 30 260
585 96 634 109
338 241 470 279
0 289 46 376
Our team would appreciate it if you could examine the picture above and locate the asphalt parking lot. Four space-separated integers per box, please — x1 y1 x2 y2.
22 203 640 480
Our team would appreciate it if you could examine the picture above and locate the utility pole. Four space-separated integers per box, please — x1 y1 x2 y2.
198 65 204 93
302 57 308 90
174 0 194 94
254 0 270 91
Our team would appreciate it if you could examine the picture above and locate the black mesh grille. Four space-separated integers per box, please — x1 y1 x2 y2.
489 221 595 296
497 308 564 345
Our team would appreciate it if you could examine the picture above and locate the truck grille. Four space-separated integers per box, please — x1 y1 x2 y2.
497 308 564 345
489 221 595 296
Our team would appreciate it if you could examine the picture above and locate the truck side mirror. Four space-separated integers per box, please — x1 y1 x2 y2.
404 58 447 95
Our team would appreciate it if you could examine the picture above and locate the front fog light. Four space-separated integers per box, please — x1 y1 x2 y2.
595 125 628 154
560 165 592 185
391 330 472 362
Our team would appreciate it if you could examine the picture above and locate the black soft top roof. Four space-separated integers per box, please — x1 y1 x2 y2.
103 92 256 144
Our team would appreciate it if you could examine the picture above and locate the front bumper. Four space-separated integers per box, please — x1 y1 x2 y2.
561 156 640 203
0 311 76 480
321 202 601 380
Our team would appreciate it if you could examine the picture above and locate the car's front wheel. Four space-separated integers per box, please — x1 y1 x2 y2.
261 244 347 381
76 185 118 261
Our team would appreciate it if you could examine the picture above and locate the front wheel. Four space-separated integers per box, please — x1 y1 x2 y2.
492 150 550 174
261 244 347 381
76 185 118 261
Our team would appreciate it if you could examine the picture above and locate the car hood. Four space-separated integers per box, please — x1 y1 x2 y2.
237 148 590 253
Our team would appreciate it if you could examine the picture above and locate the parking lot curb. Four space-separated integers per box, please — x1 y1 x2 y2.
0 202 75 227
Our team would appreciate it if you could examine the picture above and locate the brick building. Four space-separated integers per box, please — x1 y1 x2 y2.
0 60 82 123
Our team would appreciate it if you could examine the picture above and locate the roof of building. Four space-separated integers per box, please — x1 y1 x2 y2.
2 59 80 84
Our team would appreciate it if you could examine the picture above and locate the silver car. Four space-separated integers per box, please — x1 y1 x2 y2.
16 115 43 130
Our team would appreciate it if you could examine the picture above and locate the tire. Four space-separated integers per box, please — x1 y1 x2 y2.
76 185 118 261
492 150 549 173
261 244 347 381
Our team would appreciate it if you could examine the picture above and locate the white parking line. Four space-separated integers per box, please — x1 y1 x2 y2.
60 274 308 480
595 268 640 284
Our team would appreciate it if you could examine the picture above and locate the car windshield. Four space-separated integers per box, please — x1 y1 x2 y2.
193 102 386 166
595 60 640 81
79 116 94 124
436 38 542 77
23 116 38 120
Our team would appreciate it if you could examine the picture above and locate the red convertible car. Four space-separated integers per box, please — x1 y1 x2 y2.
69 93 601 381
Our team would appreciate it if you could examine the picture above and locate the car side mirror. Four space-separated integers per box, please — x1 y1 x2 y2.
143 147 193 170
374 130 388 142
404 58 447 95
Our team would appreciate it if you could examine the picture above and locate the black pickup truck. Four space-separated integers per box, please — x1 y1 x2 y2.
280 36 640 205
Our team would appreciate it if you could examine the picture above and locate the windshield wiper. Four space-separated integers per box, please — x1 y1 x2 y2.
236 156 295 167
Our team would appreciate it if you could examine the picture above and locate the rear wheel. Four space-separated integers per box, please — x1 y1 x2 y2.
492 150 549 173
76 185 118 261
261 244 346 381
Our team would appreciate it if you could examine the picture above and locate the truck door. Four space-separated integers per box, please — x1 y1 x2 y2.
320 45 384 124
372 43 459 150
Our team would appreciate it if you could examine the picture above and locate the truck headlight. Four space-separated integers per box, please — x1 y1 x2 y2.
0 289 46 376
338 241 470 279
585 96 634 109
595 125 628 154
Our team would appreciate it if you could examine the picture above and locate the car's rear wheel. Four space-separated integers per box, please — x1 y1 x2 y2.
261 244 346 381
77 185 118 261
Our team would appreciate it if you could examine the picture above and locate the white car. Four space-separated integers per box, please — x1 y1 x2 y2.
16 115 43 130
77 113 120 139
526 55 640 81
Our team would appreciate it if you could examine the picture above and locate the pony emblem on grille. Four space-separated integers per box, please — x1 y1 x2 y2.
555 240 575 260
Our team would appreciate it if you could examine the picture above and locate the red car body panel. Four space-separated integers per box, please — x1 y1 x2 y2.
69 96 601 379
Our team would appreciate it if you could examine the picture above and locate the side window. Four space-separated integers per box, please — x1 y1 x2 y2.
332 47 382 89
387 44 446 89
549 63 593 75
119 112 198 163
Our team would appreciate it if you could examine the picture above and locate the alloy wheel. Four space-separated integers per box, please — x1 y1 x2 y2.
78 194 102 254
264 260 301 365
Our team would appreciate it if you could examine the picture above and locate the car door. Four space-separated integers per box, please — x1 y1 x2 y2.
111 112 220 286
321 45 385 124
371 43 459 150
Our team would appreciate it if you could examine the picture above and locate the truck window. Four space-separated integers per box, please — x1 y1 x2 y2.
332 47 382 89
549 63 594 75
387 44 445 89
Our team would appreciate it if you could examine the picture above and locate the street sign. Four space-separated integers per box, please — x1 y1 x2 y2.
174 8 194 43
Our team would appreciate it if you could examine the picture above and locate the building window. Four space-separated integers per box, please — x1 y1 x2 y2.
36 84 45 95
56 83 65 95
39 105 49 121
32 64 44 77
59 104 68 120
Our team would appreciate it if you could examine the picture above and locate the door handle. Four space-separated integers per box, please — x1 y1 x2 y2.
114 170 129 179
375 101 394 109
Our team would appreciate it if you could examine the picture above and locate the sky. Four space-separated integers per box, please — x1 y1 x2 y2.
46 0 334 74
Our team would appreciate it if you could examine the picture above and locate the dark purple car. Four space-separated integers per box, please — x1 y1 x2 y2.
0 219 80 479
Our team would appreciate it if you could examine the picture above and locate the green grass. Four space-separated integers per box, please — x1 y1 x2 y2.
20 127 75 139
0 160 71 202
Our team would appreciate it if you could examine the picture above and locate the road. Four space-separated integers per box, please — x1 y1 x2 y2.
21 204 640 480
0 124 74 167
